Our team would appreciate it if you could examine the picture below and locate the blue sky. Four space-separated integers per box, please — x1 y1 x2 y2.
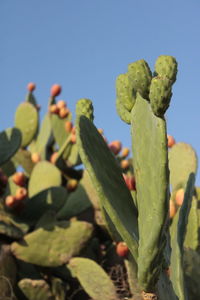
1 0 200 184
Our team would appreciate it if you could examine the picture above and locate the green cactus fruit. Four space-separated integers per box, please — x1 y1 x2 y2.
131 93 169 291
21 187 68 224
18 279 54 300
128 59 152 99
149 76 172 117
154 55 178 83
28 161 61 197
170 173 195 300
76 113 139 260
0 128 22 166
116 97 131 124
11 219 93 267
12 148 35 176
169 143 198 191
76 98 94 121
116 73 135 111
184 196 199 250
0 245 17 300
68 257 119 300
15 102 39 147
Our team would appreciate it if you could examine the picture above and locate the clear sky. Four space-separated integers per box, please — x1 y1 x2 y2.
1 0 200 185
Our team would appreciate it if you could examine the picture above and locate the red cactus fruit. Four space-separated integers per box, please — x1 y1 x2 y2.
57 100 66 109
121 147 130 158
167 135 176 148
64 121 73 133
50 84 62 97
12 172 26 187
50 152 58 164
49 104 59 114
123 174 136 191
109 140 122 155
116 242 129 257
59 107 70 118
15 187 27 201
169 199 176 218
120 159 130 169
27 82 36 92
31 152 41 163
175 188 184 206
67 179 78 192
5 195 16 208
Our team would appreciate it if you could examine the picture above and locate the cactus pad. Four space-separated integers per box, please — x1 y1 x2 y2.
116 73 135 111
28 161 62 197
68 257 119 300
18 279 54 300
154 55 178 83
15 102 39 147
116 97 131 124
0 128 22 166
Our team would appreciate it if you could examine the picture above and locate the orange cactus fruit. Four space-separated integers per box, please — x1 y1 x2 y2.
12 172 26 187
71 126 76 134
169 199 176 218
50 84 62 97
31 152 41 163
15 187 27 201
123 174 136 191
57 100 66 109
27 82 36 92
120 159 130 169
71 133 76 144
64 121 73 133
67 179 78 192
49 104 59 114
175 188 184 206
50 152 58 164
121 147 130 158
116 242 129 257
59 107 70 119
167 135 176 148
5 195 16 208
109 140 122 155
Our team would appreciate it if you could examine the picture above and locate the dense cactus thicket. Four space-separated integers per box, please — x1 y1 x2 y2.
0 55 199 300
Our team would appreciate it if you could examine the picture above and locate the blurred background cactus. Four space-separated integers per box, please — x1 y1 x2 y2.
0 55 199 300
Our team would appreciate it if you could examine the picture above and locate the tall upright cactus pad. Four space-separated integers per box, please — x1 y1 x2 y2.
68 257 119 300
128 59 152 100
154 55 178 83
131 93 169 291
169 143 198 190
76 105 139 260
28 161 62 197
184 196 199 250
18 279 54 300
170 173 195 300
15 102 39 147
11 220 93 267
0 128 22 166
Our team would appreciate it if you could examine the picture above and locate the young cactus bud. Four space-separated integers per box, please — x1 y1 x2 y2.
76 98 94 121
50 84 62 97
167 135 176 148
12 172 26 187
27 82 36 92
116 242 129 257
155 55 178 84
149 76 172 117
128 59 152 99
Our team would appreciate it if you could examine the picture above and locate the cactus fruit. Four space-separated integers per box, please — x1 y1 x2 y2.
175 188 185 206
50 84 62 97
108 140 122 155
12 172 26 186
49 104 59 114
27 82 36 92
59 107 70 118
167 135 176 147
116 241 129 257
121 147 130 158
15 187 27 201
57 100 66 109
31 152 41 163
5 195 16 208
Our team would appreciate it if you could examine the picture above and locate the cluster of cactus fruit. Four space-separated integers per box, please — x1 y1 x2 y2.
0 55 200 300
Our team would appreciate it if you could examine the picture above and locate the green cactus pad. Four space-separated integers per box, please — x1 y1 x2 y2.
169 142 198 191
116 73 135 111
116 97 131 124
68 257 119 300
128 59 152 99
76 98 94 121
170 173 195 300
184 196 199 250
51 277 65 300
18 279 54 300
155 55 178 83
56 183 91 220
1 160 16 177
76 114 139 260
124 257 141 299
0 128 22 166
11 220 93 267
12 149 35 176
28 161 62 197
0 245 17 300
131 93 169 291
67 143 81 167
15 102 39 148
21 187 68 223
149 76 172 117
0 214 27 239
